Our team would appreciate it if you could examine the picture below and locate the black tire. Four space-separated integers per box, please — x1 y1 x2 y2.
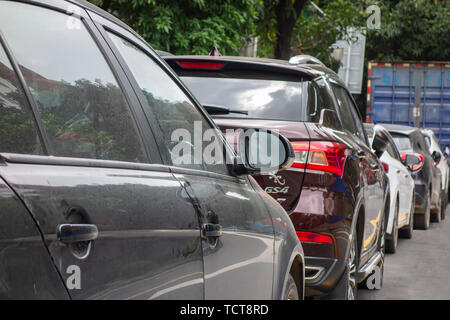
399 199 414 239
283 273 299 300
326 232 358 300
441 190 447 221
385 200 399 254
415 191 431 230
431 188 442 223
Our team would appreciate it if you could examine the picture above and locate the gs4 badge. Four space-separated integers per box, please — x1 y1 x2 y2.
264 186 289 194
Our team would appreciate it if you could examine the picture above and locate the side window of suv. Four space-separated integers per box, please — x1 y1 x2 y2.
0 2 146 163
0 43 44 155
331 84 358 135
309 78 342 130
342 89 368 144
107 32 229 176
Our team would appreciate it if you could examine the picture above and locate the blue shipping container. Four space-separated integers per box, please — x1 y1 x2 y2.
367 62 450 150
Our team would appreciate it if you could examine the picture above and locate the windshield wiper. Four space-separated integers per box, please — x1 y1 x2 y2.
203 104 249 115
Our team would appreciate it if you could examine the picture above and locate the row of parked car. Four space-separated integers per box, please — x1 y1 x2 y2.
0 0 447 300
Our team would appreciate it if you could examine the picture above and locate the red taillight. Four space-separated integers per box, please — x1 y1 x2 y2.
381 162 389 173
296 231 333 244
177 61 224 70
400 152 424 172
291 141 348 177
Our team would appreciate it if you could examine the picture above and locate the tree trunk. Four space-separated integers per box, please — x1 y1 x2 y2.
274 0 308 60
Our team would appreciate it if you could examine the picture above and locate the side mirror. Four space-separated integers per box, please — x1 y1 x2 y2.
319 108 341 129
372 128 389 158
401 153 423 172
444 147 449 158
432 150 442 164
233 129 294 175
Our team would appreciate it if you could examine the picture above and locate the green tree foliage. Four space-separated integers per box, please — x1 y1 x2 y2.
256 0 308 60
366 0 450 61
91 0 262 55
292 0 366 70
257 0 366 64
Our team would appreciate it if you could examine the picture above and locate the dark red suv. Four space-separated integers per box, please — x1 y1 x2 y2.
164 55 389 299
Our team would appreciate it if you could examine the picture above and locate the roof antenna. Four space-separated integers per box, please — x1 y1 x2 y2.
209 46 222 56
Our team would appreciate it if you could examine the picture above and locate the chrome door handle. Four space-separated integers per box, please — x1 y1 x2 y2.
202 223 222 238
57 224 98 244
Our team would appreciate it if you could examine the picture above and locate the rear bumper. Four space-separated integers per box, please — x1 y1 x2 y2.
304 257 345 297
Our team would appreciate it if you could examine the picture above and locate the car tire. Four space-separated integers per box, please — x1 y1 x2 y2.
385 200 399 254
431 191 442 223
327 232 358 300
441 190 446 221
399 199 414 239
283 273 299 300
415 192 430 230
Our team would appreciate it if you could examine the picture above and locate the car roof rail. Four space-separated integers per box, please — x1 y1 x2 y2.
289 55 325 66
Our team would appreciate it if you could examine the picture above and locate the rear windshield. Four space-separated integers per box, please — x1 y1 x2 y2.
181 76 320 122
391 134 413 152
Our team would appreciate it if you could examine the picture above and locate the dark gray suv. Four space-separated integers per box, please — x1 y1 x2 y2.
0 0 303 299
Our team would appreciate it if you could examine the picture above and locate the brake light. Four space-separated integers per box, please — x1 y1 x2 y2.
381 162 389 173
400 152 424 172
177 61 224 70
296 231 333 244
291 141 348 177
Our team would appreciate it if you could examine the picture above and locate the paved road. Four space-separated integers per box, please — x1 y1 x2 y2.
358 205 450 299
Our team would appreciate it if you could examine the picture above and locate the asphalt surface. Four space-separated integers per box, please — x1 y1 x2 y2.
358 205 450 300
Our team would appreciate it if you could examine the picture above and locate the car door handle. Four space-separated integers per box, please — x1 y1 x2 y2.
202 223 222 238
396 169 401 174
57 224 98 244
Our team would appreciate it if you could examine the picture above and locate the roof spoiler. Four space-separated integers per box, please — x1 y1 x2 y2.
289 55 325 66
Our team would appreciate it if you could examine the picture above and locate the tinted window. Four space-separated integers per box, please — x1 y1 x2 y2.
307 79 334 123
424 135 431 149
343 90 367 143
386 142 400 161
108 33 229 175
181 77 307 122
391 134 413 152
0 43 43 155
331 84 358 135
0 2 146 162
416 133 431 155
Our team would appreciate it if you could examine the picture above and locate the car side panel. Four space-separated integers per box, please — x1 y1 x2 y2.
0 160 204 300
173 171 275 299
0 176 69 299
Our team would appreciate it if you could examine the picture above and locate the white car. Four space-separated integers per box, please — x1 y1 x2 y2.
422 129 449 219
364 124 415 253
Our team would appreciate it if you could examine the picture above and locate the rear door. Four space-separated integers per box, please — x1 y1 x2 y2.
0 1 204 300
105 32 277 299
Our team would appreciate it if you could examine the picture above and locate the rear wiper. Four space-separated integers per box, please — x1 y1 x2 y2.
203 104 249 115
